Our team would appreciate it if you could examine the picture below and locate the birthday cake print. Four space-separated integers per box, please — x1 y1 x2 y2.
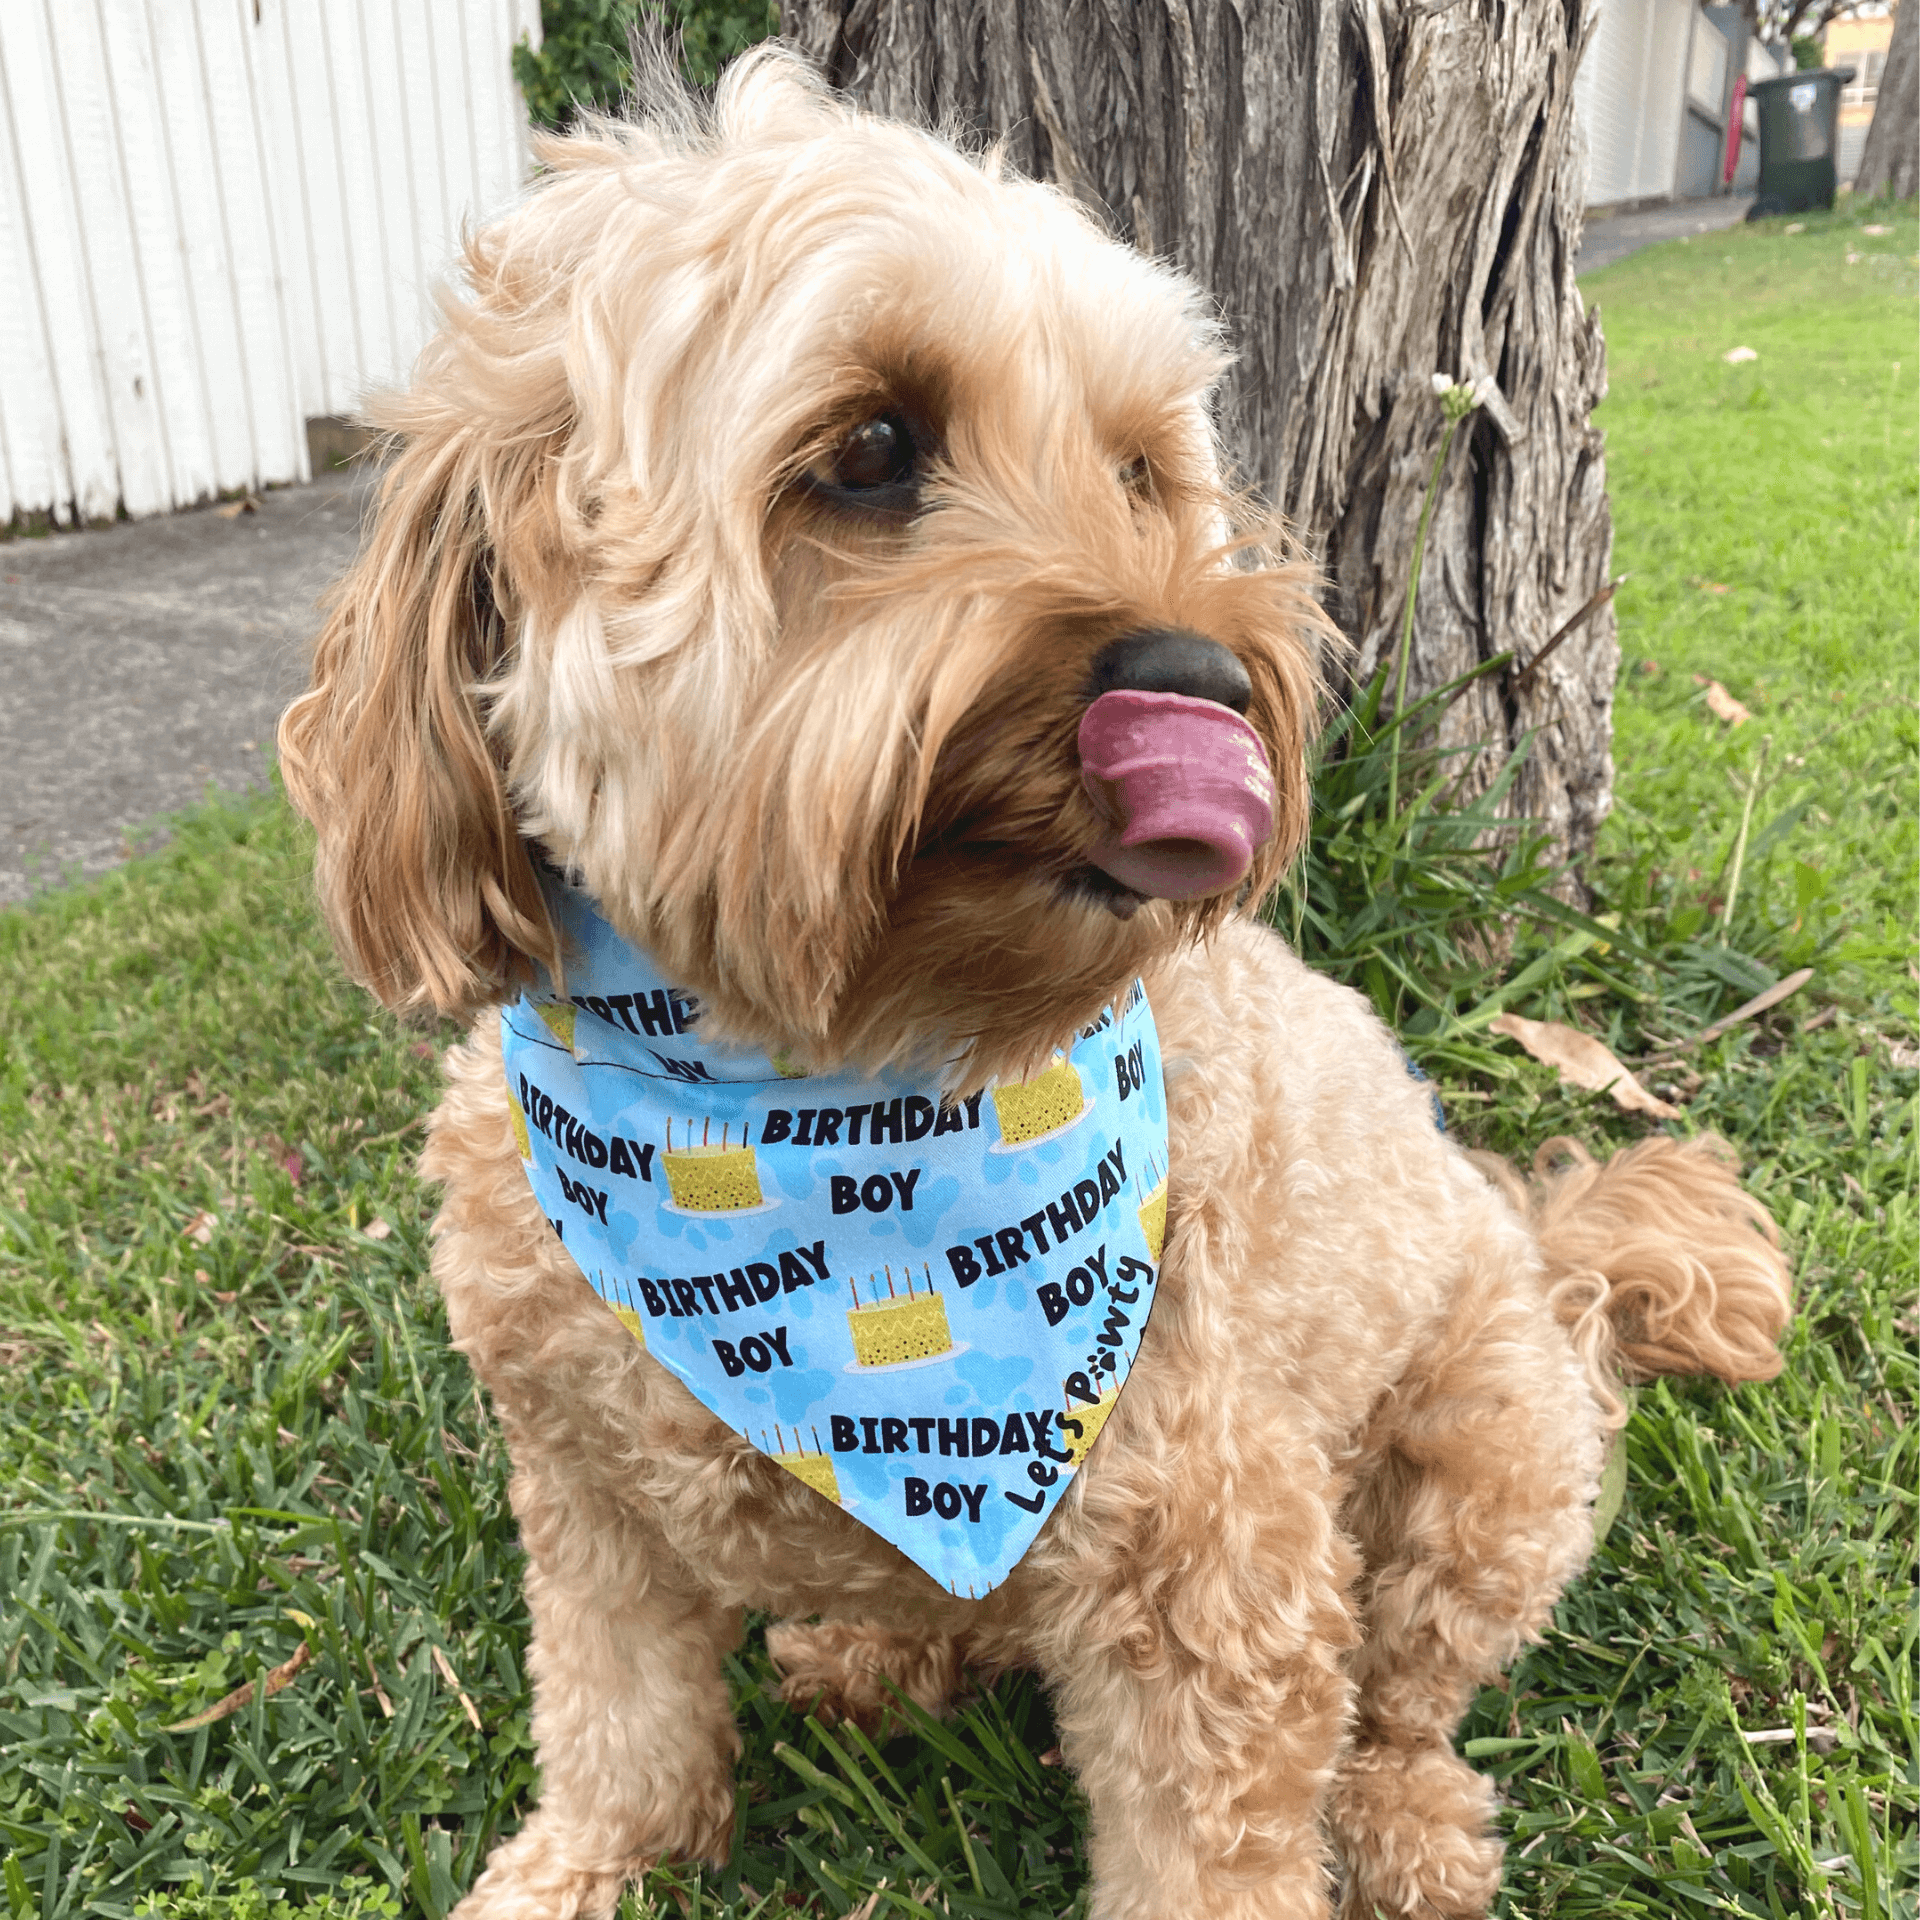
845 1265 958 1370
1135 1153 1168 1264
1061 1378 1121 1466
989 1054 1090 1150
507 1086 535 1162
767 1423 841 1503
534 1000 577 1053
660 1118 769 1214
499 875 1169 1596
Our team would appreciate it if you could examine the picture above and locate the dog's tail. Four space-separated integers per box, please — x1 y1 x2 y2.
1473 1134 1792 1427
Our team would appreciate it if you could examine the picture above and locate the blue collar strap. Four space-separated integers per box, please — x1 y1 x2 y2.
499 879 1170 1596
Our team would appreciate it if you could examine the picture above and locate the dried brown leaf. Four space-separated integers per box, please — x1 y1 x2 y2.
164 1640 310 1732
365 1652 395 1719
361 1217 393 1241
1692 674 1751 724
183 1210 217 1246
1489 1013 1682 1119
431 1644 482 1728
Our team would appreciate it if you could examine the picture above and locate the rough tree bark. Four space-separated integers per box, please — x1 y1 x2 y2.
781 0 1617 866
1855 0 1917 203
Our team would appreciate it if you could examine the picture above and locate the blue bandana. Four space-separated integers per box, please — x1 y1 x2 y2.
499 879 1170 1595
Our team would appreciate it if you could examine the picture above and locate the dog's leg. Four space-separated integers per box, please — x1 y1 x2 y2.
1328 1234 1604 1920
454 1463 742 1920
1031 1466 1358 1920
767 1617 967 1730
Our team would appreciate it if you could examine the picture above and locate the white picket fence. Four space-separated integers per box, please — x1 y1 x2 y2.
0 0 543 527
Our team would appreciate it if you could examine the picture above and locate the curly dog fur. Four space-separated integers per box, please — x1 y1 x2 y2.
279 49 1792 1919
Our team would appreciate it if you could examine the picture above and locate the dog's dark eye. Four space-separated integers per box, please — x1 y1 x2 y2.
802 413 921 516
835 416 915 489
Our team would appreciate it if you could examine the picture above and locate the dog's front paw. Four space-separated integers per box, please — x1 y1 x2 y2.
1329 1743 1503 1919
453 1787 733 1920
451 1826 637 1920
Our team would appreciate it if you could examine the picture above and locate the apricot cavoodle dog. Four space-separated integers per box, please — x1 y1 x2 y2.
280 49 1792 1920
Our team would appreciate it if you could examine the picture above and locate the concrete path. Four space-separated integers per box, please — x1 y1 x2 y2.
0 472 370 905
1578 193 1756 276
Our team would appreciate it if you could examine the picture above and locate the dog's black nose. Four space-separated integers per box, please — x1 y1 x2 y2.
1087 628 1252 714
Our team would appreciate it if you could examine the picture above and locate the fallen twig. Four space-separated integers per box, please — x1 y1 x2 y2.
1641 968 1814 1063
1741 1725 1838 1753
1511 575 1627 689
432 1643 483 1729
165 1640 310 1732
365 1651 394 1719
1718 736 1772 932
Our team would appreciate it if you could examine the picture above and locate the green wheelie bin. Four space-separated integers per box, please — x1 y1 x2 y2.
1745 67 1857 217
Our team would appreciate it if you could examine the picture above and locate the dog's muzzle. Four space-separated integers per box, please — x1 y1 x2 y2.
1078 630 1276 901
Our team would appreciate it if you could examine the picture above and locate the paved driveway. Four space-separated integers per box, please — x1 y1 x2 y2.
0 473 369 905
1578 193 1756 276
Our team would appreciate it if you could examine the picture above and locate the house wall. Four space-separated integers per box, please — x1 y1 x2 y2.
1826 13 1895 183
1674 10 1734 199
0 0 541 528
1575 0 1698 209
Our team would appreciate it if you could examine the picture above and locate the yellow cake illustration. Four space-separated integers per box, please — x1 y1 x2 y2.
1137 1170 1168 1264
1061 1384 1120 1466
769 1427 841 1503
534 1000 577 1053
507 1089 533 1161
990 1054 1086 1147
661 1119 764 1211
610 1303 647 1349
846 1270 954 1368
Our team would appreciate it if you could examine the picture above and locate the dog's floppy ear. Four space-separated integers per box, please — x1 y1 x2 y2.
278 391 563 1019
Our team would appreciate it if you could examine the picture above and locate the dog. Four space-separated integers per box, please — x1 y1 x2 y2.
278 48 1793 1920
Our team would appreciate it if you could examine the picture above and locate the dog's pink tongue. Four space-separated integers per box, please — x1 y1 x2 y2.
1078 690 1275 900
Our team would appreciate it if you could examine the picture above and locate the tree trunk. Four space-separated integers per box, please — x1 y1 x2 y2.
781 0 1617 866
1856 0 1918 202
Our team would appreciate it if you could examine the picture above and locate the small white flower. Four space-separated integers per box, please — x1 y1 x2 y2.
1430 371 1454 396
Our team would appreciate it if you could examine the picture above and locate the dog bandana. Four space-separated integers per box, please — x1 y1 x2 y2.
500 877 1169 1596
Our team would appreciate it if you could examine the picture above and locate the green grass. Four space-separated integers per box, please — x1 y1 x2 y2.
2 206 1915 1919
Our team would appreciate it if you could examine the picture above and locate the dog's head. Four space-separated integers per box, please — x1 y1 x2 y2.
279 48 1329 1086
